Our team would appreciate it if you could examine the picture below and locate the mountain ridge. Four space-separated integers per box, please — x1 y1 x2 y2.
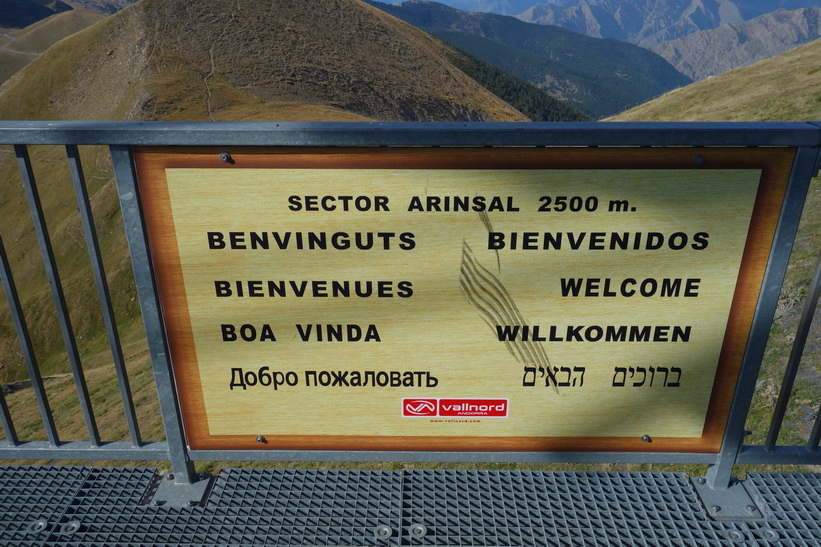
649 7 821 80
517 0 748 46
0 0 536 123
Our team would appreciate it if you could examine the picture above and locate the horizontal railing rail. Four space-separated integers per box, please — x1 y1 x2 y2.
0 122 818 490
0 120 819 146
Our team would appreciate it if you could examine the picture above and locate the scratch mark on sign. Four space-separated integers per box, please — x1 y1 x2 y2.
460 241 558 391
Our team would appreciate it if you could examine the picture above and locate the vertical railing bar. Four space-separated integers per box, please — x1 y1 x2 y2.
66 145 142 446
705 146 818 489
14 144 100 446
765 246 821 451
0 388 17 445
110 145 195 484
0 236 59 445
804 251 821 450
0 242 20 445
809 401 821 451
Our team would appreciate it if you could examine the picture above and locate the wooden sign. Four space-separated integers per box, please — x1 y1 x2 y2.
133 147 794 452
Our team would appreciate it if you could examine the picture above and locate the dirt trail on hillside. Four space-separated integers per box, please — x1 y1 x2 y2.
0 32 38 56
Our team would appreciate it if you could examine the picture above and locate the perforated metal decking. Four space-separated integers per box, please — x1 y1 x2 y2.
1 466 820 546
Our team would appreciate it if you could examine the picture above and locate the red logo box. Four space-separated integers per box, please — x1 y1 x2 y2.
438 399 508 417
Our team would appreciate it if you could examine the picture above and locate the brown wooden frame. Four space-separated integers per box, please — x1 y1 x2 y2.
134 146 795 452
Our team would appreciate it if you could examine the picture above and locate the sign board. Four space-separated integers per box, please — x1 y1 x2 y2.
133 147 794 452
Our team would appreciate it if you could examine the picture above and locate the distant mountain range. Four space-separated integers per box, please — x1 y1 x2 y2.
426 0 821 46
385 0 821 84
518 0 821 46
367 0 691 117
649 7 821 80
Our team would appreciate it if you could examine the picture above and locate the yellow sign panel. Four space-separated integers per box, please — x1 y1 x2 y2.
134 147 793 452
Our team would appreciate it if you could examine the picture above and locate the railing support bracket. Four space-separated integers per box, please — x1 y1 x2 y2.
691 477 763 521
149 473 215 508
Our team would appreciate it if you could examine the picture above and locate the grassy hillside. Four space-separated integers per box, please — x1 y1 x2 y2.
0 9 104 85
611 38 821 121
7 9 104 53
0 51 33 85
136 0 527 122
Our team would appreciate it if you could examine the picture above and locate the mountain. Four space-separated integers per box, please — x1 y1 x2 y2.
366 0 691 117
517 0 821 47
610 37 821 121
733 0 821 20
0 0 73 28
518 0 746 46
0 0 535 123
649 8 821 80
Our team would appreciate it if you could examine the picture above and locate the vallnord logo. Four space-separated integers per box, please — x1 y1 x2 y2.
402 399 438 416
402 398 508 418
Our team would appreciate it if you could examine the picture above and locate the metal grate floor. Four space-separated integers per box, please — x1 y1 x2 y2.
1 466 820 546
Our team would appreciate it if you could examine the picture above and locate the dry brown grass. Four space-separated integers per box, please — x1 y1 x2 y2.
611 38 821 121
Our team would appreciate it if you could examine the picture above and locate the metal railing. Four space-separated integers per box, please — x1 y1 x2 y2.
0 121 819 491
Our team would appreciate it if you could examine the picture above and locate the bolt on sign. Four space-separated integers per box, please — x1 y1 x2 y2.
133 147 795 452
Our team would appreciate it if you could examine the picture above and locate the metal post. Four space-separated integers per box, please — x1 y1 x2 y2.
705 146 819 489
109 145 195 484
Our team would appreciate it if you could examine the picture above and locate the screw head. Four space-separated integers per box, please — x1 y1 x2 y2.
746 504 757 512
187 500 199 507
256 435 266 443
27 519 48 534
696 477 706 485
711 505 721 513
62 521 81 534
219 152 234 164
374 525 392 539
641 434 652 443
694 154 705 165
409 524 428 538
164 473 174 481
